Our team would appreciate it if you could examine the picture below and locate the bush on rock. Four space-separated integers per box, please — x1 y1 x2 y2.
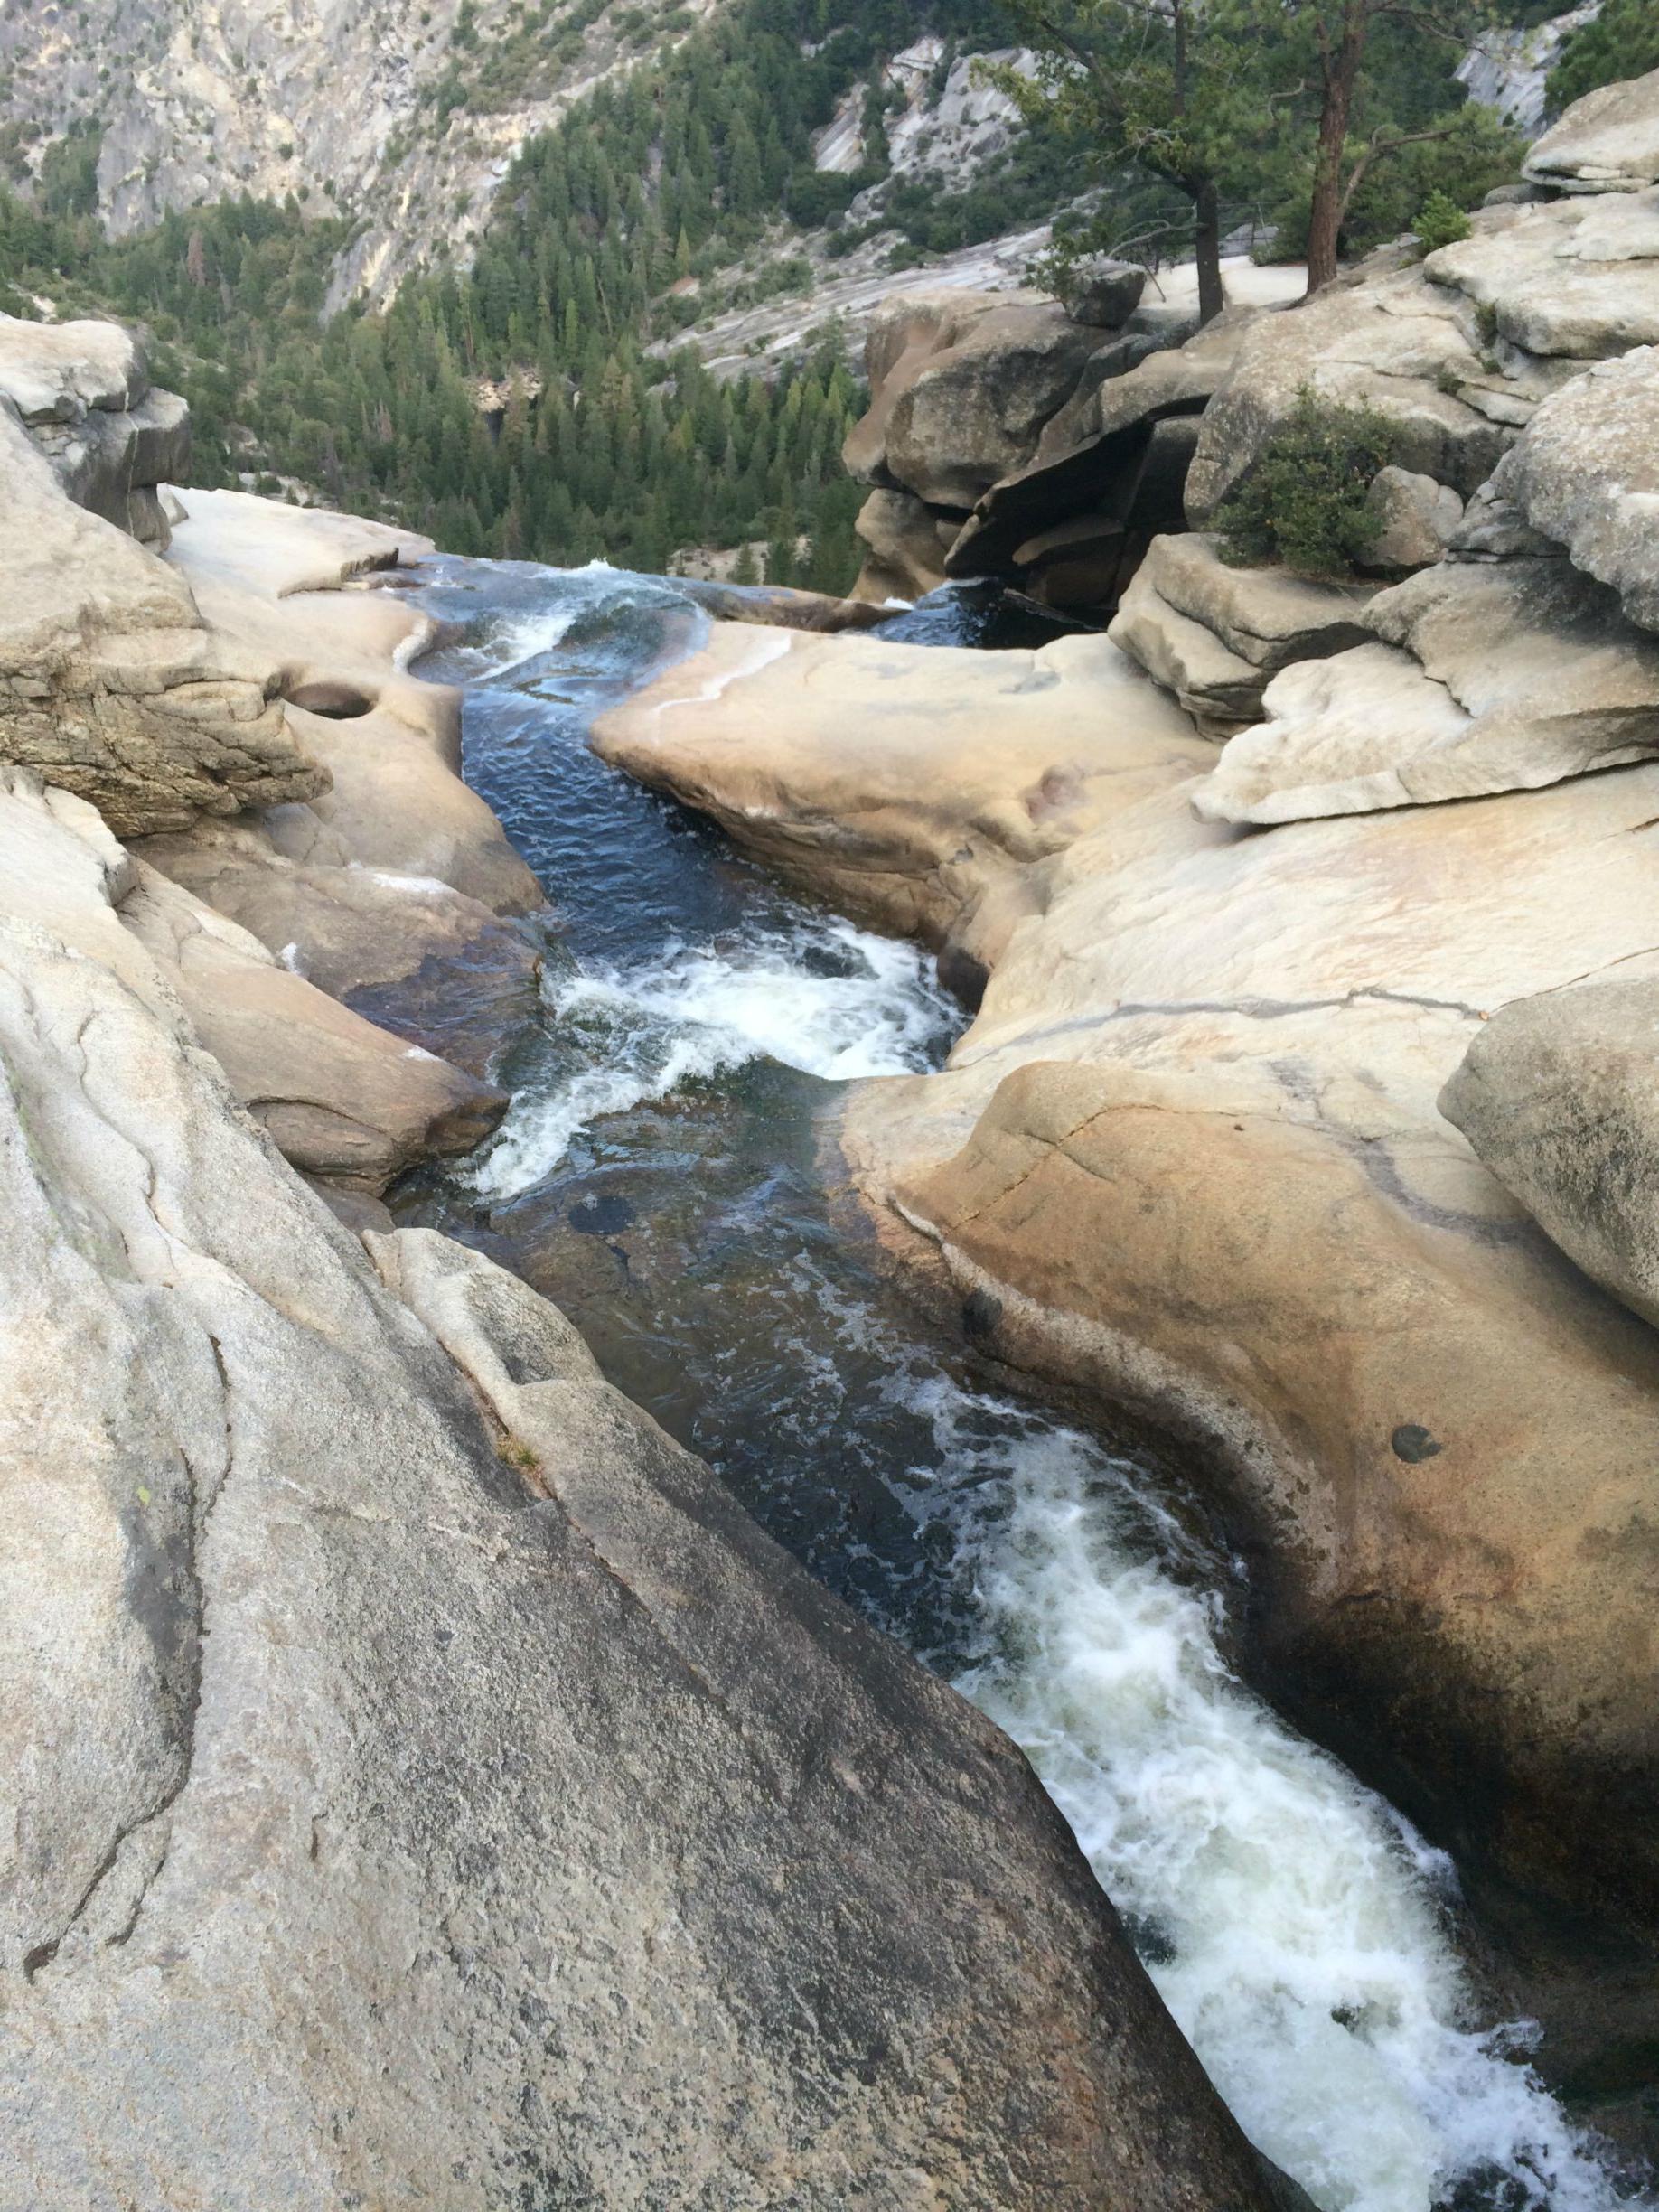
1216 389 1400 579
1411 189 1472 256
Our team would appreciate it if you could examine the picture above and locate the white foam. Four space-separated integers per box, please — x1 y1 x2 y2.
914 1387 1635 2212
470 916 951 1196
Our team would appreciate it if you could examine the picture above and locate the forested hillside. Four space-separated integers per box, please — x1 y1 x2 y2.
0 0 1646 583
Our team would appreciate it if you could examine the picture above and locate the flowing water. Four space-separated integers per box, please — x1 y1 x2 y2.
390 558 1645 2212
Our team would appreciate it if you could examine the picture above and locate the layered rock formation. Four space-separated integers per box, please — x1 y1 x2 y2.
0 314 189 546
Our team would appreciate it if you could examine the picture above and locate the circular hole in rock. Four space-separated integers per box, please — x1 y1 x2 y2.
285 679 375 720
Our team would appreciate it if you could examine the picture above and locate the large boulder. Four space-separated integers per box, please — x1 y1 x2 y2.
1523 65 1659 193
1422 188 1659 360
1440 976 1659 1330
1489 343 1659 631
1194 555 1659 823
843 289 1101 511
1185 260 1510 523
0 411 324 836
593 621 1212 990
0 313 191 545
588 615 1659 1942
0 760 1283 2211
851 485 960 601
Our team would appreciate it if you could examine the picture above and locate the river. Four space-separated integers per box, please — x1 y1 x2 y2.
388 555 1644 2212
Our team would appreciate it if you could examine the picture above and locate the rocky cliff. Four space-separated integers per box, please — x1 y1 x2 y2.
590 62 1659 2066
0 314 1298 2205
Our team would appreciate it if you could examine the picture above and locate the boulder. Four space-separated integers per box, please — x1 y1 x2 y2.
1489 344 1659 631
163 488 545 920
1364 466 1467 571
1195 558 1659 824
1109 534 1375 733
0 409 325 836
851 486 961 602
1440 976 1659 1330
952 311 1257 580
117 858 507 1191
1124 533 1375 670
1107 569 1268 736
1185 261 1508 523
592 621 1212 979
671 576 890 633
1523 65 1659 194
1065 257 1148 329
1423 189 1659 360
0 314 191 546
844 288 1101 511
0 762 1284 2209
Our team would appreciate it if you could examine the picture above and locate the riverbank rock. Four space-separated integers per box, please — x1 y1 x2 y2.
1195 554 1659 823
0 409 325 835
133 489 547 1083
1523 64 1659 193
591 614 1659 1950
591 620 1212 991
1066 256 1148 329
0 759 1286 2212
1440 977 1659 1330
852 485 962 601
0 312 191 546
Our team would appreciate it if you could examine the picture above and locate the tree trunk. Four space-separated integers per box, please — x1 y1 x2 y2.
1194 181 1224 325
1304 1 1368 296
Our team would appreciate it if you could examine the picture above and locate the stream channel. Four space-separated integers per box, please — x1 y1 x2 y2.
388 556 1646 2212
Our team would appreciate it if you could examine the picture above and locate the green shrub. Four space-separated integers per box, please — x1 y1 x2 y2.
1412 189 1471 255
1215 389 1400 579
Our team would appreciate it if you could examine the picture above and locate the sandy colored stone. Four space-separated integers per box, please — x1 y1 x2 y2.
851 486 961 601
844 288 1101 510
1364 466 1466 571
1106 570 1267 735
591 621 1213 985
0 768 1283 2210
1424 190 1659 359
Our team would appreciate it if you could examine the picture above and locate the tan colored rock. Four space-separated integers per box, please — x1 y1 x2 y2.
1440 976 1659 1331
1523 65 1659 194
1195 558 1659 824
1109 535 1375 734
1107 572 1271 736
844 288 1101 510
590 621 1212 988
851 486 960 601
0 764 1284 2208
588 617 1659 1932
1490 344 1659 631
164 489 545 919
0 410 325 836
118 858 506 1192
0 314 192 546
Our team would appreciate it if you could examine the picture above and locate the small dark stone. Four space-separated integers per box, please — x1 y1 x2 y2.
1392 1423 1445 1464
569 1193 635 1237
962 1288 1003 1341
